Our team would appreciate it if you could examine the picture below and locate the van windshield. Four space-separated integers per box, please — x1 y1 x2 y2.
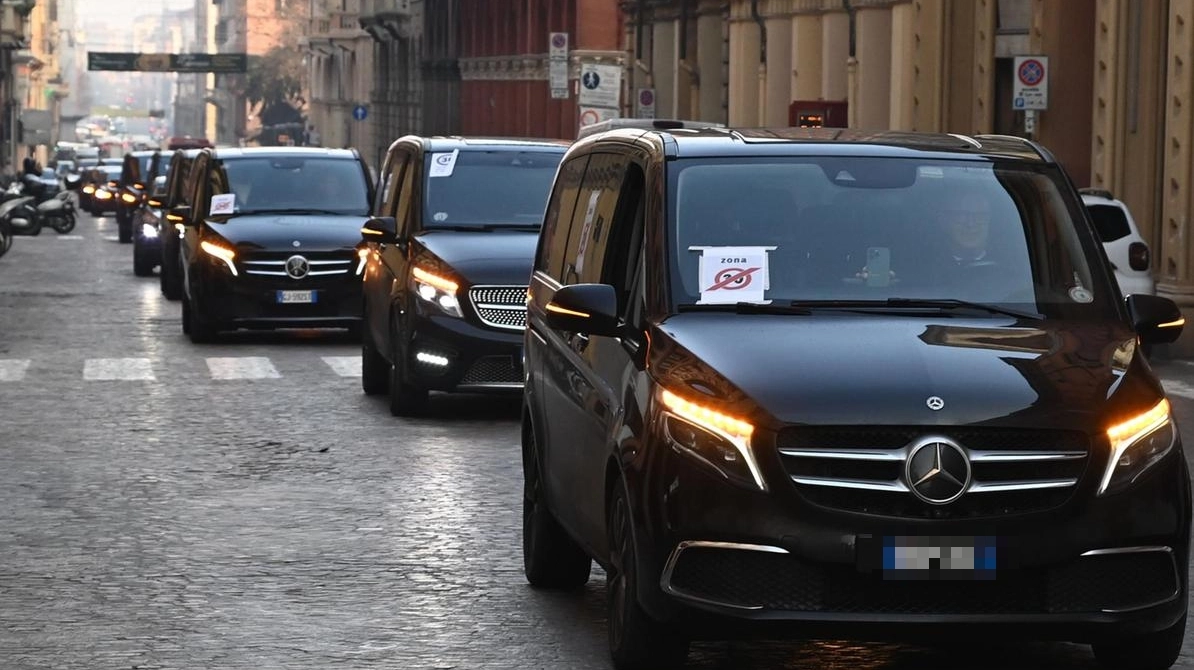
220 156 370 215
423 150 563 228
666 157 1119 319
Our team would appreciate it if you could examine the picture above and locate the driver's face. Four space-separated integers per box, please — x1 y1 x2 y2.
939 195 990 249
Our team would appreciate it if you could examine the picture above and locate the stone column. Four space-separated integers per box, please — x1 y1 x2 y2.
889 1 915 130
727 4 761 126
652 18 678 118
821 6 849 102
1159 0 1194 345
790 9 822 103
854 4 892 130
909 0 946 131
764 13 792 126
697 2 727 123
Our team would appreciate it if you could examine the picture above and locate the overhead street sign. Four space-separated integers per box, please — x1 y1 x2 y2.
87 52 249 73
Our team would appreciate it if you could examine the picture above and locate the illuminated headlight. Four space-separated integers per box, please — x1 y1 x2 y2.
120 192 138 204
200 239 238 276
412 266 462 317
141 223 159 238
1099 399 1176 496
82 185 95 194
659 388 764 491
95 189 113 200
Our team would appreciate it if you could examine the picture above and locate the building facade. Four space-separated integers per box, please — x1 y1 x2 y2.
304 0 374 156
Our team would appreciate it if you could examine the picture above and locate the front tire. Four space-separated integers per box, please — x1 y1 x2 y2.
117 217 132 244
387 340 428 416
133 236 155 277
161 237 182 300
361 325 390 395
607 483 689 670
1092 614 1186 670
522 420 591 589
186 294 219 343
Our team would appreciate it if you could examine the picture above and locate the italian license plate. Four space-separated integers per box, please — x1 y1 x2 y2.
858 535 997 581
276 290 316 304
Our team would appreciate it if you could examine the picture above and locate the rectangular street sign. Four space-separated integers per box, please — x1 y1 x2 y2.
87 52 248 73
1012 55 1048 111
578 63 621 109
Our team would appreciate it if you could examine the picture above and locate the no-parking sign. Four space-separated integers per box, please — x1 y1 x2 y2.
1012 55 1049 110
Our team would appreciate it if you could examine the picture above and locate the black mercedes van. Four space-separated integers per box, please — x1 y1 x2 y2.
522 127 1190 670
359 136 568 416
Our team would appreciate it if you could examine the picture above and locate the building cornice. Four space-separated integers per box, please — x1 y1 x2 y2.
459 50 627 82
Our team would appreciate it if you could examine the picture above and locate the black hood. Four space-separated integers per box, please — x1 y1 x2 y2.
208 214 367 250
415 229 538 285
650 313 1159 430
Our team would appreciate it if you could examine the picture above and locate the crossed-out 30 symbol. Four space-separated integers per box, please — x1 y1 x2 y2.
707 267 759 291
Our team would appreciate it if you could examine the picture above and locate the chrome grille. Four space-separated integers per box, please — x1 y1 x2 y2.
777 427 1090 519
468 285 527 330
242 251 354 277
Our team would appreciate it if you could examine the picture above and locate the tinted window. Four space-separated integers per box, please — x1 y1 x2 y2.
537 155 589 280
423 150 562 228
1086 203 1131 242
666 157 1117 319
219 156 369 215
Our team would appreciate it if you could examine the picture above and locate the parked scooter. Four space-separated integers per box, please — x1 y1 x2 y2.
2 174 78 235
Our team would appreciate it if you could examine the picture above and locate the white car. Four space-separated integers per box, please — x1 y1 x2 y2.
1080 188 1156 296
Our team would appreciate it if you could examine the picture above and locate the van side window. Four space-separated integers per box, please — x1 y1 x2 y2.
600 163 646 316
563 153 630 285
376 150 407 217
538 155 590 280
394 152 418 234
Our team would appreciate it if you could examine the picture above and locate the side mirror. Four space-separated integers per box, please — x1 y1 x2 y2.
545 283 620 336
167 204 193 227
63 174 81 190
1127 294 1185 345
361 216 398 244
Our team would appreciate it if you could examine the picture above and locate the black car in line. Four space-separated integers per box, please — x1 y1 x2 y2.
359 136 569 416
132 174 168 277
174 146 375 343
157 148 205 300
522 126 1190 670
116 149 164 243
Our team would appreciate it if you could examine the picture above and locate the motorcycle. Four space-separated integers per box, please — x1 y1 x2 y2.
2 175 77 235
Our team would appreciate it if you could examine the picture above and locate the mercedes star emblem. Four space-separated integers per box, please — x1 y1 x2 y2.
926 396 945 411
285 255 310 279
905 439 971 505
292 241 301 248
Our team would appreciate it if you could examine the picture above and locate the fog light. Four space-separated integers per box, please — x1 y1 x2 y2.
415 351 450 367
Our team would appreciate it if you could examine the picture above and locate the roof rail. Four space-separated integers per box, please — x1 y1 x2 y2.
1078 187 1115 200
576 118 725 140
971 133 1050 161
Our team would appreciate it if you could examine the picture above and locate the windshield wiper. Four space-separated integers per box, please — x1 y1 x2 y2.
807 297 1042 320
237 208 359 216
677 302 811 315
428 224 540 232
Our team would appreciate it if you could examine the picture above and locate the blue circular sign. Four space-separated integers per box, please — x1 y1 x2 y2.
352 105 368 121
582 71 601 90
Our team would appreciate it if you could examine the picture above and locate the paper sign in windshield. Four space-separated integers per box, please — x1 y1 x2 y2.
429 150 459 178
210 193 235 215
692 246 774 304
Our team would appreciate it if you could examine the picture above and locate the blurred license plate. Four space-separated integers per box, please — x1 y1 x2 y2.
858 535 997 581
277 290 316 304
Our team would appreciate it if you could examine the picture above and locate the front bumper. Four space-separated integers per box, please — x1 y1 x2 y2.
192 263 362 329
404 308 524 393
628 429 1190 643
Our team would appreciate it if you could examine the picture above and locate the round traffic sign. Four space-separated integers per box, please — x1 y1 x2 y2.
579 109 601 126
1017 59 1044 86
638 89 655 106
582 71 601 90
551 33 566 49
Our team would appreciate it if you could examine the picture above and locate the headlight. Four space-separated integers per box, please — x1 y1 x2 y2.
200 239 238 276
412 266 462 317
82 185 95 194
659 387 764 491
141 223 159 238
95 189 113 200
120 192 138 204
1099 399 1176 496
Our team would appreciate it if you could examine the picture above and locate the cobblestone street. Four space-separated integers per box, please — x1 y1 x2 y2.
1 216 1191 669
